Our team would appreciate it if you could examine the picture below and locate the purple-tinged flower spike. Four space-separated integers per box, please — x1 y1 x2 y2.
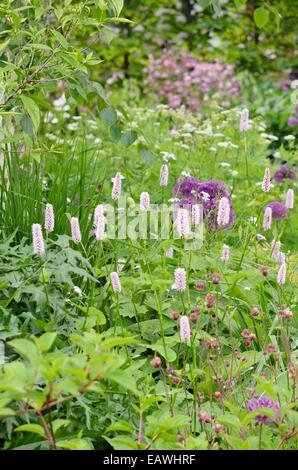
95 215 105 241
174 268 187 292
192 204 203 226
71 217 81 244
263 207 272 231
180 315 191 342
221 244 230 262
112 172 122 200
240 108 249 132
217 197 230 227
271 240 281 261
32 223 45 256
94 204 105 227
277 262 286 285
278 252 286 265
247 396 280 423
175 208 190 237
110 271 121 293
165 246 173 258
262 168 271 192
160 164 169 187
285 188 294 209
140 192 150 212
44 203 54 233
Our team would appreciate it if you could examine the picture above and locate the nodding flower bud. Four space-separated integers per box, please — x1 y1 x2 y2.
260 265 268 277
195 281 205 292
211 273 220 285
32 223 45 256
277 262 286 285
160 164 169 187
198 410 209 422
165 246 174 258
217 197 230 227
189 307 201 323
240 108 249 132
191 204 203 226
221 244 230 262
150 356 161 368
205 293 216 309
70 217 81 244
110 271 121 293
140 191 150 212
263 206 272 231
174 268 187 292
44 203 54 233
169 310 180 320
112 172 122 200
175 208 190 237
262 168 271 193
285 188 294 209
250 307 260 317
180 315 191 342
278 309 293 319
95 215 105 241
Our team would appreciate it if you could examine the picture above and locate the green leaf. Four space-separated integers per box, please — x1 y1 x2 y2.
8 338 39 364
76 306 106 325
253 7 269 29
20 95 40 131
33 332 57 353
52 29 69 49
110 0 124 16
110 123 122 142
121 130 137 147
100 107 117 125
56 438 92 450
15 424 45 437
0 40 10 53
234 0 247 7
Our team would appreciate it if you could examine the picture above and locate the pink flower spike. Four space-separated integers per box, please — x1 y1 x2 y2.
277 262 286 285
160 164 169 187
180 315 191 342
174 267 187 292
94 204 105 226
263 207 272 231
110 271 121 293
44 203 54 233
240 108 249 132
176 208 190 237
112 172 122 200
32 223 45 256
262 168 271 192
71 217 82 244
217 197 230 227
221 244 230 262
140 192 150 212
95 215 105 241
285 188 294 209
165 246 174 258
192 204 203 226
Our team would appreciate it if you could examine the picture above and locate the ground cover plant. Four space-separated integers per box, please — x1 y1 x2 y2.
0 0 297 453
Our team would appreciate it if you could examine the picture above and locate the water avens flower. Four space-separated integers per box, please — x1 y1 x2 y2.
95 215 105 241
175 208 190 237
71 217 81 244
217 197 230 227
160 164 169 187
285 188 294 209
44 203 54 233
191 204 203 225
247 396 280 423
180 315 191 342
32 223 45 256
174 268 187 292
221 244 230 262
277 262 286 285
140 191 150 212
110 271 121 293
263 207 272 231
112 172 122 200
240 108 249 132
262 168 271 192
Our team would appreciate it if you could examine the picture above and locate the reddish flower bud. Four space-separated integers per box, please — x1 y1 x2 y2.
211 273 220 285
250 307 260 317
195 282 205 292
214 391 221 399
198 410 208 422
205 293 216 308
169 310 180 320
150 357 161 368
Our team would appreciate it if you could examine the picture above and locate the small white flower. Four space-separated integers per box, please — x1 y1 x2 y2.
73 286 82 296
201 191 210 202
256 234 266 241
181 171 191 177
284 135 295 141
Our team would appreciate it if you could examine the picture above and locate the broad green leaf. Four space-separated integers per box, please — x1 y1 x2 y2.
51 29 69 49
15 424 45 437
56 438 92 450
20 95 40 131
100 107 117 125
121 130 137 147
76 306 106 325
33 332 57 353
8 338 39 365
253 7 269 29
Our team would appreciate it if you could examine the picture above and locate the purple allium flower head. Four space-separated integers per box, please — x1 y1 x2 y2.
265 202 287 220
247 396 280 423
173 178 234 231
273 165 296 183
